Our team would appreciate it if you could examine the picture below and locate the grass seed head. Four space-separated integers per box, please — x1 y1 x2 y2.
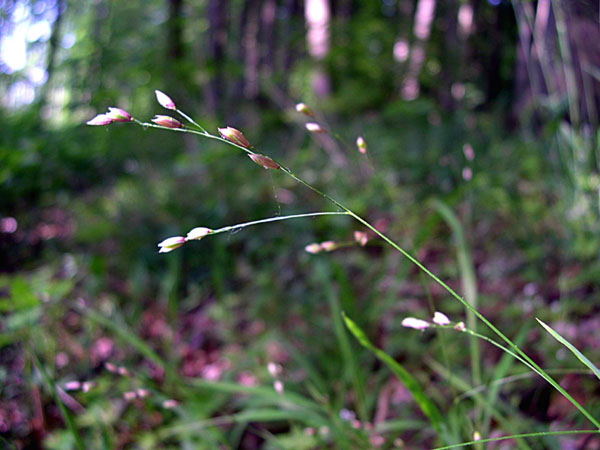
152 115 183 128
249 154 280 170
155 90 176 110
218 126 251 148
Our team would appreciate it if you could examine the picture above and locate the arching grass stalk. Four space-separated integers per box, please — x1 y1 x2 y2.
90 98 599 429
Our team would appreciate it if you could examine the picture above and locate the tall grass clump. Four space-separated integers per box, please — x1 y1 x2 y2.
80 89 600 448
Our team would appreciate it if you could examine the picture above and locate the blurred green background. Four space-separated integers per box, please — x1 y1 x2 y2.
1 0 600 448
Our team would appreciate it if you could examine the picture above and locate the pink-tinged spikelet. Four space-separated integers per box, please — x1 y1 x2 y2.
155 90 176 110
218 126 252 149
249 154 280 170
152 115 183 128
157 236 186 253
401 317 430 331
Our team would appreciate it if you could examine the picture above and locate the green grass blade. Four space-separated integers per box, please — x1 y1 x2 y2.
432 429 600 450
160 408 327 438
316 260 368 421
426 357 532 450
188 379 326 413
537 318 600 381
432 200 481 388
342 312 444 436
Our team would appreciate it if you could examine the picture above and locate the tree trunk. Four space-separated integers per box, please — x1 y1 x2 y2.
37 0 65 110
400 0 436 100
305 0 331 97
242 0 260 100
259 0 277 77
167 0 184 61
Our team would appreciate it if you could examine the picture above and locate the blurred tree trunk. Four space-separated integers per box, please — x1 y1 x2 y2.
305 0 331 97
512 0 599 127
234 0 252 100
166 0 185 98
206 0 228 117
167 0 184 61
393 0 415 86
281 0 302 92
241 0 260 99
336 0 352 18
438 0 460 110
86 0 111 108
400 0 436 100
259 0 277 77
37 0 64 111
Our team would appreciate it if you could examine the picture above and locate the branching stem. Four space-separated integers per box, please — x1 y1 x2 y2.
129 111 600 430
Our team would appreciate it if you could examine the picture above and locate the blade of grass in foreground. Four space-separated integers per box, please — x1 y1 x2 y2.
342 312 444 436
537 318 600 381
159 408 327 439
316 260 368 422
432 200 481 389
432 429 600 450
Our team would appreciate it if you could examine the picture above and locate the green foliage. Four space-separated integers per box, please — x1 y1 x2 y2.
1 0 600 448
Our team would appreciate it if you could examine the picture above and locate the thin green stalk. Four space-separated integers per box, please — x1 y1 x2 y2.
457 369 592 403
175 109 207 133
126 112 600 429
432 200 481 416
345 209 600 429
432 429 600 450
208 212 348 236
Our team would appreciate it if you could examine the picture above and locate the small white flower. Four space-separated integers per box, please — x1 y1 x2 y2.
305 243 322 254
433 311 450 326
64 381 81 391
267 362 281 378
320 241 337 252
157 236 186 253
162 399 178 409
274 380 284 394
305 122 325 133
401 317 430 331
186 227 212 240
295 102 314 116
155 90 176 110
454 321 466 332
356 136 367 154
136 389 150 398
